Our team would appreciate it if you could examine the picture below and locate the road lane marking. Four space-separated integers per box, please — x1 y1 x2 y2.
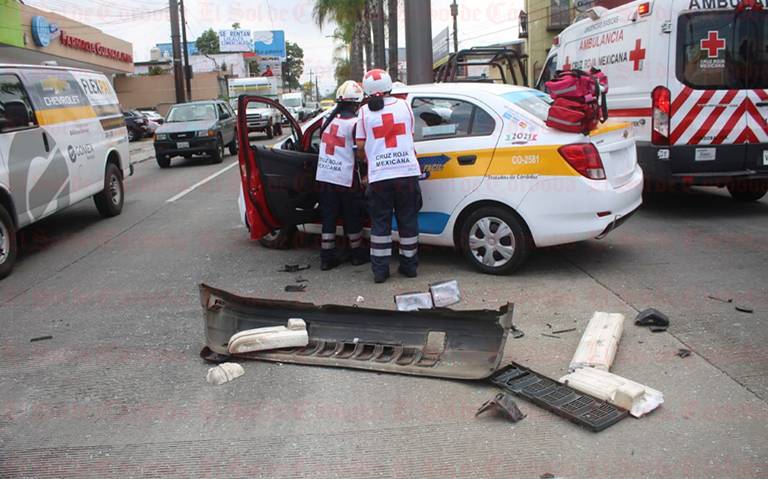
166 161 239 203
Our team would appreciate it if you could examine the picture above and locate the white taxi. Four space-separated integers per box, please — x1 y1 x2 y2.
237 83 643 274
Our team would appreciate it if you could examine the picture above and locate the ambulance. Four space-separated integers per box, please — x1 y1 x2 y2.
537 0 768 201
0 64 130 278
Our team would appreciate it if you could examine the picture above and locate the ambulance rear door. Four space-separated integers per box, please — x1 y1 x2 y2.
670 7 751 175
743 8 768 175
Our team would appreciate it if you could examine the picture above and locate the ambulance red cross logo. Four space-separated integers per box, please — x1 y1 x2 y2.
322 124 346 155
629 39 646 71
701 31 726 59
373 113 406 148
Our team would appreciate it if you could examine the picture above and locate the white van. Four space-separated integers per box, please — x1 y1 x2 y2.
0 64 130 278
537 0 768 201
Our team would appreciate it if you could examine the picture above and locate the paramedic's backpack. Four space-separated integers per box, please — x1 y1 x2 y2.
545 68 608 134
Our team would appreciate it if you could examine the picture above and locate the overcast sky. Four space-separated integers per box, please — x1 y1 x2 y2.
27 0 523 93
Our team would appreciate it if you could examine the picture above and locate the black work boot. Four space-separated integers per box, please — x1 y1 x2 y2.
321 256 341 271
373 270 390 284
350 247 370 266
397 266 417 278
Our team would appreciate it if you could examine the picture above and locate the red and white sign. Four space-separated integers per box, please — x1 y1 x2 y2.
316 116 358 187
356 98 420 183
59 30 133 63
700 31 726 58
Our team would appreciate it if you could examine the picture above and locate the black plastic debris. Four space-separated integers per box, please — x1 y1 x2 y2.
676 348 691 358
541 333 561 339
279 264 310 273
295 276 309 283
30 335 52 342
475 392 526 423
735 306 754 314
707 295 733 304
552 327 576 334
635 308 670 332
489 363 629 432
510 325 525 339
284 284 307 292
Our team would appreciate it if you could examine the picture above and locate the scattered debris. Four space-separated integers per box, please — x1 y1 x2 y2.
560 367 664 418
30 335 53 342
635 308 669 332
552 327 577 335
475 392 526 423
510 325 525 339
707 295 733 303
570 312 624 372
295 276 309 283
546 323 552 329
541 333 561 339
676 348 691 358
278 264 310 273
395 291 434 311
355 295 365 304
228 318 309 354
735 306 754 314
284 284 306 293
490 363 629 432
200 283 514 379
206 362 245 385
429 280 461 308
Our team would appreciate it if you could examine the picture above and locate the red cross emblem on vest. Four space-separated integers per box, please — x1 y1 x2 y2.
701 31 726 59
372 113 406 148
322 124 346 155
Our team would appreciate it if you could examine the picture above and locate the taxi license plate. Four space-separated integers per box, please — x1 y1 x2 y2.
177 141 190 148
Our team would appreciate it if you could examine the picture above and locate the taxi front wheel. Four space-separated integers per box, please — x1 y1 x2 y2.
459 206 530 275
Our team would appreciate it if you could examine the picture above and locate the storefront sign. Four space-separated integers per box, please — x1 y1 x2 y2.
31 15 60 47
253 30 286 58
219 29 252 53
58 30 133 63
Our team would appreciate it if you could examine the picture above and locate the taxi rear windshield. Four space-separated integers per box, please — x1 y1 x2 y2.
677 10 767 89
499 90 552 122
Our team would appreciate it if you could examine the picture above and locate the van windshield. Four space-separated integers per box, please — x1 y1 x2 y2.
282 98 302 107
677 10 767 89
166 104 216 122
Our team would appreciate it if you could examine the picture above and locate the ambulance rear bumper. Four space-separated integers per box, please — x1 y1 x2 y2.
638 142 768 187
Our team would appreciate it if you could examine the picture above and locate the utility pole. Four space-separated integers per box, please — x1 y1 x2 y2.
179 0 192 100
372 0 386 68
168 0 185 103
404 0 433 84
451 0 459 53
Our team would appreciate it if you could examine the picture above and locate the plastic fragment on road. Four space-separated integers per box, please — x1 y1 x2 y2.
395 291 434 311
285 284 306 293
569 312 624 372
30 335 53 342
206 362 245 385
490 363 629 432
278 264 310 273
228 318 309 354
560 366 663 418
475 392 526 423
676 348 691 358
735 306 754 314
429 280 461 307
635 308 669 332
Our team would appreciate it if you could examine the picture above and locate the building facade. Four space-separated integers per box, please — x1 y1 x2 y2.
0 0 133 76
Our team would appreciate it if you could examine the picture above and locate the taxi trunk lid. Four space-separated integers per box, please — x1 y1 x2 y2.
590 123 637 188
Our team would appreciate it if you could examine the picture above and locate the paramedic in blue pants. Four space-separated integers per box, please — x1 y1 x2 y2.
315 81 369 270
356 69 422 284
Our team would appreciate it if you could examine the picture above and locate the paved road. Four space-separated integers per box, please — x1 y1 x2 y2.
1 139 766 478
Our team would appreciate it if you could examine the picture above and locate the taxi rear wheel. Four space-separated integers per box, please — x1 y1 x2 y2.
459 206 530 275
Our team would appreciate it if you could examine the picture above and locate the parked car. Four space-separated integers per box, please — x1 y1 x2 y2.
319 99 335 111
0 63 130 278
123 110 149 142
236 83 644 274
139 110 165 124
153 100 237 168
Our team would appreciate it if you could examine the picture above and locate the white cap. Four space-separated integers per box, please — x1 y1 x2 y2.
362 69 393 96
336 80 364 102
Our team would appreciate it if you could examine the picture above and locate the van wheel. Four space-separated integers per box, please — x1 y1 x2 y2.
459 206 530 275
0 204 17 279
157 155 171 168
94 163 124 218
258 227 295 249
266 123 274 140
728 180 768 202
211 136 225 164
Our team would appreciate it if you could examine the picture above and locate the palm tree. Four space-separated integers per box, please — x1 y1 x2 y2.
313 0 366 80
387 0 398 79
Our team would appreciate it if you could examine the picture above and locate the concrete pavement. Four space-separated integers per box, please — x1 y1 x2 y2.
0 140 766 478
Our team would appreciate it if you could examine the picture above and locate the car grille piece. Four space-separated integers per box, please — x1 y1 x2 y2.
170 132 195 140
199 284 514 380
489 363 629 432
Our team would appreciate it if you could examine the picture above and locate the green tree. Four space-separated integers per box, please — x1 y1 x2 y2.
313 0 366 81
148 65 165 76
284 41 305 91
195 28 220 55
231 22 241 29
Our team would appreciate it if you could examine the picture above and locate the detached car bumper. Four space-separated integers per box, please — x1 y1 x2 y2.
154 137 218 156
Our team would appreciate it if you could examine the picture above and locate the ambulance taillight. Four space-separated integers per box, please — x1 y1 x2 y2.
638 3 651 16
651 86 671 145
